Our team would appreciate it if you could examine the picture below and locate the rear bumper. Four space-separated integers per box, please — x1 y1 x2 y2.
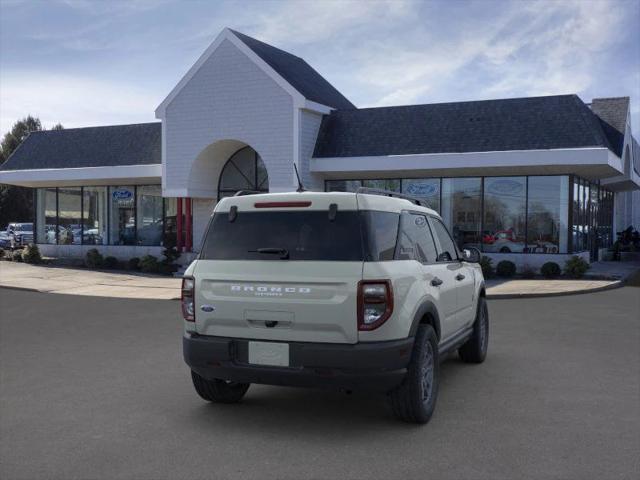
183 333 414 392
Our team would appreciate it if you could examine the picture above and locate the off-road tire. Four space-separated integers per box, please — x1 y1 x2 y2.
458 296 489 363
191 370 250 403
389 324 439 424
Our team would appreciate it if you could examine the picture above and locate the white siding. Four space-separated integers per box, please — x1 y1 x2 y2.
192 198 216 252
163 39 295 197
615 190 640 231
298 109 324 190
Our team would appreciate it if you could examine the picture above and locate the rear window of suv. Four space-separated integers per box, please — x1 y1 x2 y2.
200 210 400 262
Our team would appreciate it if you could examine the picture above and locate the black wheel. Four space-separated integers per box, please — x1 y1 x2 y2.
459 296 489 363
190 370 250 404
389 324 439 424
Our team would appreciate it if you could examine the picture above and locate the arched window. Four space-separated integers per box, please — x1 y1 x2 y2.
217 146 269 199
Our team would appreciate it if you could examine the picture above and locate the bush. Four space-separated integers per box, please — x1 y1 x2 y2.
103 256 119 269
0 249 5 259
85 248 104 268
520 264 536 279
162 245 180 265
128 257 140 271
565 255 590 279
11 250 23 262
158 262 178 276
479 256 494 278
496 260 516 278
139 255 159 273
541 262 561 279
21 244 42 264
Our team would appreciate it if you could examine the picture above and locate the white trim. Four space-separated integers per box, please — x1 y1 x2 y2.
302 99 333 114
0 164 161 187
155 28 306 118
162 188 189 197
161 120 167 191
311 147 622 176
293 105 300 188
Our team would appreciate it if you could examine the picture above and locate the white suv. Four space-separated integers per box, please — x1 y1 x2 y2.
182 189 488 423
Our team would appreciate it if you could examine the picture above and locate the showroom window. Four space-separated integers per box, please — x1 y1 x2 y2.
325 180 362 192
482 177 526 253
82 187 107 245
35 188 57 244
137 185 163 246
325 175 611 256
441 178 482 251
362 179 400 192
34 185 177 247
109 186 136 245
57 188 82 245
526 176 569 253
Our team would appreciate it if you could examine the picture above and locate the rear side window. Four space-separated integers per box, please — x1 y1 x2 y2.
360 211 400 261
396 212 438 263
430 217 458 262
201 211 364 261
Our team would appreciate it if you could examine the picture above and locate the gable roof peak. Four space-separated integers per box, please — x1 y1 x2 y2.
156 28 354 117
227 29 355 110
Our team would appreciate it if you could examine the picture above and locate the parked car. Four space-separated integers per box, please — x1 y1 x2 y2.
0 230 11 249
5 223 34 249
182 189 488 424
482 229 527 253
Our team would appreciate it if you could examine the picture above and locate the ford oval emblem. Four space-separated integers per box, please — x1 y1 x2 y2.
200 305 215 312
405 182 438 197
111 189 133 200
488 179 523 196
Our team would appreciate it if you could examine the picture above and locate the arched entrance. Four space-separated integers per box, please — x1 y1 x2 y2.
217 146 269 200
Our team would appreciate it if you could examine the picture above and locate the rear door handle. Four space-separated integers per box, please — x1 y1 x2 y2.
455 274 465 281
431 277 443 287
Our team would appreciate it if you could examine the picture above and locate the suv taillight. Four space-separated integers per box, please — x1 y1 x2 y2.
181 277 195 322
357 280 393 331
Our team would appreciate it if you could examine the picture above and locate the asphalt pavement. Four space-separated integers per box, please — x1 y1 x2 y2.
1 287 638 480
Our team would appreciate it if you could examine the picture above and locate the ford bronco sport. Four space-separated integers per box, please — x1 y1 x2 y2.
182 189 488 423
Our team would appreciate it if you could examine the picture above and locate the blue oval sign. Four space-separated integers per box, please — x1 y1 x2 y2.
488 179 523 196
112 189 133 200
405 182 439 197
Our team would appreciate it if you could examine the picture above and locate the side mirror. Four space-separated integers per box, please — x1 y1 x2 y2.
462 247 481 263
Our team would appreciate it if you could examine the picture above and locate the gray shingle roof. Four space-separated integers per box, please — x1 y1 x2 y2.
590 97 629 157
313 95 616 158
0 122 161 171
230 29 355 110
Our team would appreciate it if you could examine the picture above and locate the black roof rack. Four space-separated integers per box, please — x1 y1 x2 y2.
356 187 429 208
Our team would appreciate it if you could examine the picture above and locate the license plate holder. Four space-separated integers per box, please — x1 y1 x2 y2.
248 341 289 367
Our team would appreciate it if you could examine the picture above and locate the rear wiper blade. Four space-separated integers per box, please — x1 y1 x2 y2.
248 247 290 259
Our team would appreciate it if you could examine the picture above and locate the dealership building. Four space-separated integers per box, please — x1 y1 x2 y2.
1 28 638 267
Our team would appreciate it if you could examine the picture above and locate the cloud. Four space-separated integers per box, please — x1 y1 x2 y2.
0 72 157 133
249 0 411 45
346 0 628 107
0 0 637 137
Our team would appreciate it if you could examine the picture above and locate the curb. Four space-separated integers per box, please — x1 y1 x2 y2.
0 278 626 301
0 284 180 300
0 284 41 294
486 280 624 300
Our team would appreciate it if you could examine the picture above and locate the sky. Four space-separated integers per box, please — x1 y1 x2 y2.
1 0 639 136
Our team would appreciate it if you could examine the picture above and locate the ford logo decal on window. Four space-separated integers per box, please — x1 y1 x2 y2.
405 183 438 197
112 189 133 200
